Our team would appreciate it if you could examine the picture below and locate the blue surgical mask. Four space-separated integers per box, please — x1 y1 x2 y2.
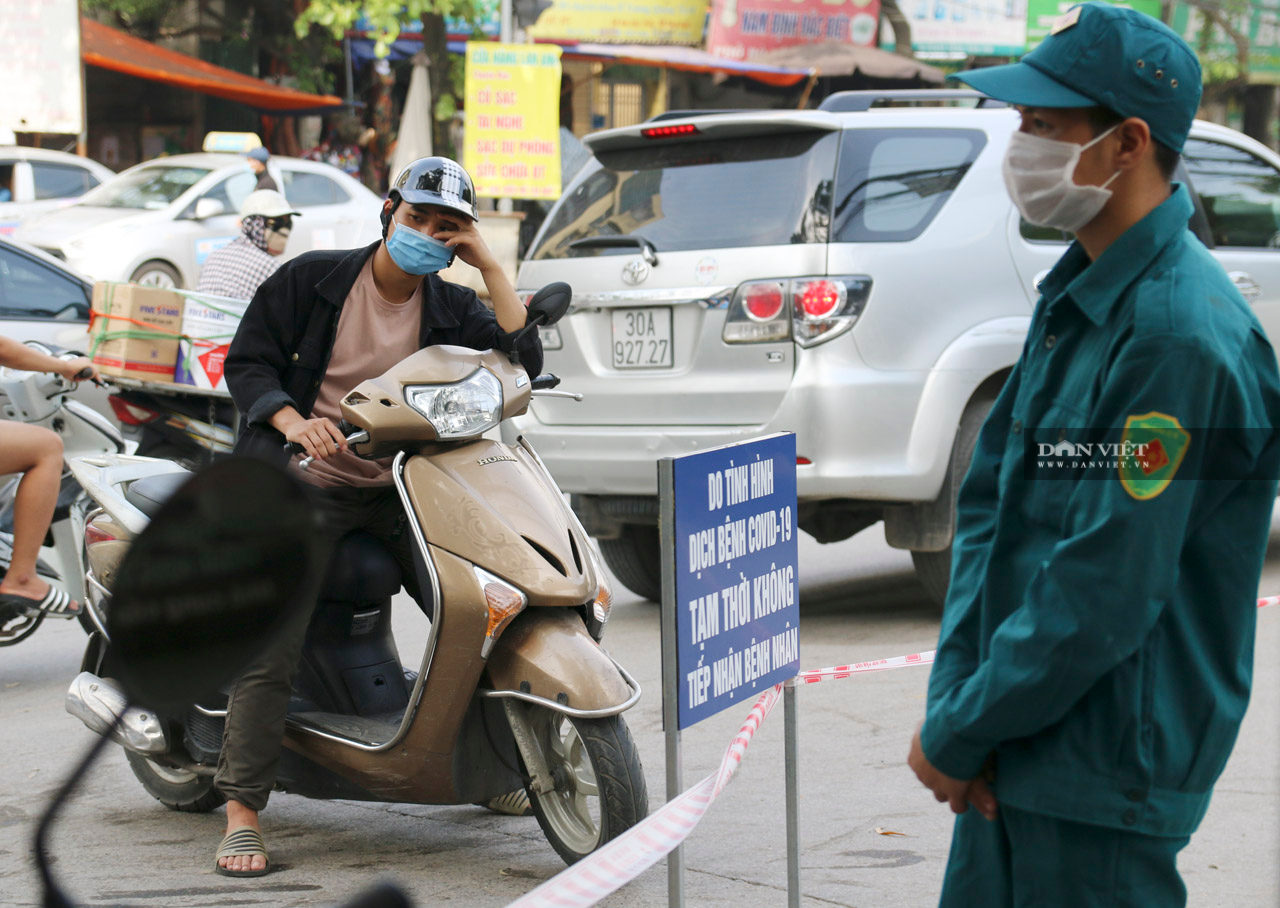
385 222 453 275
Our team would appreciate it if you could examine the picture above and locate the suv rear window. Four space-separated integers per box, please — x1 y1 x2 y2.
529 130 839 260
833 128 986 243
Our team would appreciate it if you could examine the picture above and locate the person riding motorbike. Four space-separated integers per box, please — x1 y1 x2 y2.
0 336 98 619
216 156 542 877
197 189 299 301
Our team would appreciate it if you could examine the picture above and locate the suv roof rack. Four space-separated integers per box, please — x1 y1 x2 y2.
818 90 1008 112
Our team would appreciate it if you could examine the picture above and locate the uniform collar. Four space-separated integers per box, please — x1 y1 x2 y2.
316 240 459 329
1039 183 1194 326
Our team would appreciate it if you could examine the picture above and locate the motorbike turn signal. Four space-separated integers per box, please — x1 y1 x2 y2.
475 566 527 658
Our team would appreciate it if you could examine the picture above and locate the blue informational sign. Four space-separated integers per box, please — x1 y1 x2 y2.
672 433 799 730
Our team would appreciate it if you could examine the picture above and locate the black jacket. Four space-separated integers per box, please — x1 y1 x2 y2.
225 241 542 463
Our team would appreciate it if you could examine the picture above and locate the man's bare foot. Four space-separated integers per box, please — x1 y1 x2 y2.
218 800 267 875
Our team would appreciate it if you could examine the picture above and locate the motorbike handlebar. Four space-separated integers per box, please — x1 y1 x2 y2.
287 422 368 471
71 366 105 388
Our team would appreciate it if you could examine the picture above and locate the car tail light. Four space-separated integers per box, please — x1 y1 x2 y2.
642 123 699 139
723 276 872 346
791 275 872 347
724 281 789 343
744 283 784 321
795 279 845 319
108 395 161 426
516 291 535 307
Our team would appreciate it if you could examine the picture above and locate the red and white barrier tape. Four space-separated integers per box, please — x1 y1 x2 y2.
505 649 935 908
506 594 1279 908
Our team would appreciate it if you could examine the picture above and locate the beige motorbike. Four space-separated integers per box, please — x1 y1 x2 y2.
65 283 649 864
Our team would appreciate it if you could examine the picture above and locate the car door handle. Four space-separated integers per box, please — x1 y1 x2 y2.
1229 271 1262 303
1033 269 1051 294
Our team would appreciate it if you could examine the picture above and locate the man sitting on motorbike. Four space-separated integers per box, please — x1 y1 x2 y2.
0 337 98 623
218 156 542 877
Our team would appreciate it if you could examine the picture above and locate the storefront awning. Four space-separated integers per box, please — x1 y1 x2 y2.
352 38 813 88
552 42 813 88
81 17 345 113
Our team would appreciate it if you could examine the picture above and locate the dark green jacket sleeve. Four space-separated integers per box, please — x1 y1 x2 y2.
922 333 1240 779
928 361 1023 701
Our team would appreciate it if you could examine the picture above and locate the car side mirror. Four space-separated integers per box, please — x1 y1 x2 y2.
526 281 572 327
193 197 226 220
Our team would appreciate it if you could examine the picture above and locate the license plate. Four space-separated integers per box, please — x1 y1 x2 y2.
611 307 672 369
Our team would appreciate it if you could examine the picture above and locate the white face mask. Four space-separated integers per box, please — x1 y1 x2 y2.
265 227 290 256
1002 125 1121 233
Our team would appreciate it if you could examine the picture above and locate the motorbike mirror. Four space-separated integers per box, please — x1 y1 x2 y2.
105 458 327 714
526 281 572 326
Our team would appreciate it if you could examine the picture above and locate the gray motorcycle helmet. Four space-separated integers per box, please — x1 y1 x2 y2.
382 156 479 235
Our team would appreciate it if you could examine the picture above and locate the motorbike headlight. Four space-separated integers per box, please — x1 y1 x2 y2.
404 368 503 439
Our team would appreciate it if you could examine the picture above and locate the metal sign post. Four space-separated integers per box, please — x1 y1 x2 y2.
784 678 801 908
658 456 684 907
659 433 801 908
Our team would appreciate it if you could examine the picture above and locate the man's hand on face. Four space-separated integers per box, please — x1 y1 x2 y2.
284 416 348 461
908 726 998 820
435 219 499 274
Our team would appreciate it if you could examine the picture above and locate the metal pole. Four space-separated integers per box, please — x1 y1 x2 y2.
344 36 355 105
659 456 684 908
497 0 514 214
784 678 801 908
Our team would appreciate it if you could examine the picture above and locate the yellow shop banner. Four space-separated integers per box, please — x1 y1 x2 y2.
464 42 563 201
529 0 707 44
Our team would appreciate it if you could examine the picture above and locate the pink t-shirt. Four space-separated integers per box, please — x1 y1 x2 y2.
297 258 422 488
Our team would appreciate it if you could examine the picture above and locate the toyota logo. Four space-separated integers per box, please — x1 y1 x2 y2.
621 258 650 285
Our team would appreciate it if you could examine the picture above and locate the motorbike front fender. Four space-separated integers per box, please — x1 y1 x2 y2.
484 609 638 717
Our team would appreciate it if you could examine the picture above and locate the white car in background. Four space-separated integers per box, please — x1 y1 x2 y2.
16 153 383 289
0 147 115 238
515 94 1280 605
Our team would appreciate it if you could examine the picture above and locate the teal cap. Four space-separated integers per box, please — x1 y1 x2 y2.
953 2 1202 153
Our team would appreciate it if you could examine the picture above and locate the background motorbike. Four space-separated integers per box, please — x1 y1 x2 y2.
0 342 126 644
106 384 235 469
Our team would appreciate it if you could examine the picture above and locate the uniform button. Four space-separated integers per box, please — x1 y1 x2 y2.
1011 419 1022 434
1045 334 1056 349
291 353 299 361
1122 809 1138 826
1124 788 1145 802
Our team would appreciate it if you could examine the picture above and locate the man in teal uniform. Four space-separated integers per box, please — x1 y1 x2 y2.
906 4 1280 905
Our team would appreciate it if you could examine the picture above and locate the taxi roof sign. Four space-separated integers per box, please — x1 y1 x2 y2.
202 131 263 154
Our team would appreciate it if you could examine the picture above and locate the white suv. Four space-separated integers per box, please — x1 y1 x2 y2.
512 91 1280 602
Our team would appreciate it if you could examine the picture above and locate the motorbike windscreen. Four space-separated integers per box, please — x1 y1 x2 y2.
528 129 838 260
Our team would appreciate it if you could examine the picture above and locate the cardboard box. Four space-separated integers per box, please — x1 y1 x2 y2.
89 282 182 382
174 293 249 393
